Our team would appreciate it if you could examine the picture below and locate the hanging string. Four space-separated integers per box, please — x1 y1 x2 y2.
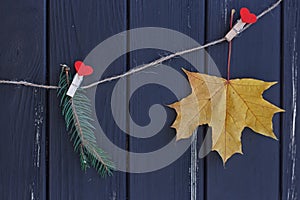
81 38 226 89
0 0 283 90
0 80 59 89
227 9 235 81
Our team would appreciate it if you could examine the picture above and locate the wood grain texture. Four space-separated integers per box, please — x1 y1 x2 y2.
206 0 282 199
48 0 127 199
1 0 299 200
128 0 205 199
282 0 300 199
0 0 47 199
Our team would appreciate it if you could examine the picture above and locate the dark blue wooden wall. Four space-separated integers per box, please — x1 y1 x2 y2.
0 0 299 199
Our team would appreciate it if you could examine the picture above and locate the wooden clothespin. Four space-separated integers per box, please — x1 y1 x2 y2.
225 7 257 42
66 61 94 97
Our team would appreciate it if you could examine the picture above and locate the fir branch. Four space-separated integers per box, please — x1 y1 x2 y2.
58 66 114 176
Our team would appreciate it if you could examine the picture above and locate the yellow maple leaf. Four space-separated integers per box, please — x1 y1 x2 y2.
169 69 284 163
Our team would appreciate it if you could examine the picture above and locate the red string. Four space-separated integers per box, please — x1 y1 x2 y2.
227 10 235 81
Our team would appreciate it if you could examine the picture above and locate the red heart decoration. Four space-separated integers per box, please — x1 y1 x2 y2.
74 61 93 76
240 7 257 24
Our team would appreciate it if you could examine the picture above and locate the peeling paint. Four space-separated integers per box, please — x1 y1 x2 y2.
224 0 228 27
287 28 298 200
31 190 34 200
190 131 197 200
187 15 192 29
110 191 117 200
187 3 192 29
33 89 44 168
30 183 35 200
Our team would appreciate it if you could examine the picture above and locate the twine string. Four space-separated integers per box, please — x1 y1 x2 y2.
0 80 60 89
81 38 226 89
0 0 283 90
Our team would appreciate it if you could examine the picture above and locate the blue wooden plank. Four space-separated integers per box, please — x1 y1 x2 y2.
128 0 205 199
206 0 282 199
0 0 47 199
282 0 300 199
48 0 127 199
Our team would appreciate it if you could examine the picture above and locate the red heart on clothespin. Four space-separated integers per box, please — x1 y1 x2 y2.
240 7 257 24
74 61 93 76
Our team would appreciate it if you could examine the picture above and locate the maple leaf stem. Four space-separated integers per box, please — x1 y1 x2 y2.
227 9 235 81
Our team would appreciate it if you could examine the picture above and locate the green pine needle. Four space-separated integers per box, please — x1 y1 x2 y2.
58 66 114 177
